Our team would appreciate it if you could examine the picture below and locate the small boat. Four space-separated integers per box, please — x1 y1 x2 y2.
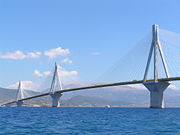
105 105 111 108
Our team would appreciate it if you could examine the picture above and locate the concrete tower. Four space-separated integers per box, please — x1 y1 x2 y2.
16 81 24 107
49 63 63 107
143 24 170 108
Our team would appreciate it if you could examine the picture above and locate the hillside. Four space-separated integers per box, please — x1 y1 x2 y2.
0 83 180 107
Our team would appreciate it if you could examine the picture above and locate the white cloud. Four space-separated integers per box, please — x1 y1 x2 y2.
57 65 78 77
92 52 101 56
169 84 178 90
61 58 72 64
44 71 52 76
0 51 41 60
0 51 26 60
27 52 42 59
33 70 52 77
60 70 78 77
7 80 39 90
34 70 43 77
126 84 146 90
0 47 70 60
44 47 70 59
34 65 78 78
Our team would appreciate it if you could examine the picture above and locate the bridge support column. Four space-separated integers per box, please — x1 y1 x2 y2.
144 82 170 108
50 93 63 107
16 101 24 107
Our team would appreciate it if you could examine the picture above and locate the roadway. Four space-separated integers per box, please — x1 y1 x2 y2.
1 77 180 106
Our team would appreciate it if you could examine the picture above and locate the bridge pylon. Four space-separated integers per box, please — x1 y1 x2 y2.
143 24 170 108
16 81 24 107
49 63 63 107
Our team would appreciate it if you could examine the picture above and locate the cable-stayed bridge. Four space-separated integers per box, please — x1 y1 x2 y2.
1 24 180 108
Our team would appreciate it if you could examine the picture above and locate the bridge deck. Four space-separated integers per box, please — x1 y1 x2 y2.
2 77 180 106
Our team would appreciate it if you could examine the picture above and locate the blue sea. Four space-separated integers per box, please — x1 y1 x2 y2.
0 107 180 135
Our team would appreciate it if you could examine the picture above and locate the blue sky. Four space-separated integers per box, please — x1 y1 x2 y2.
0 0 180 89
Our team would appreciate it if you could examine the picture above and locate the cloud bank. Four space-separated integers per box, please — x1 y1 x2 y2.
0 51 41 60
0 47 70 60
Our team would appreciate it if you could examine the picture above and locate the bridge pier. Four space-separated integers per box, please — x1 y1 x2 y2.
16 101 24 107
50 93 63 107
144 82 170 108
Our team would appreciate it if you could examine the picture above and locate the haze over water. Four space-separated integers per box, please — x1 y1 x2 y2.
0 107 180 135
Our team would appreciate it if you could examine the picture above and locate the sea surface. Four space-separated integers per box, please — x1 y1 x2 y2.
0 107 180 135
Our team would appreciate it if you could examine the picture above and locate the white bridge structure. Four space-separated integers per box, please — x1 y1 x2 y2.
143 24 170 108
2 24 180 108
16 81 24 107
49 63 63 107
